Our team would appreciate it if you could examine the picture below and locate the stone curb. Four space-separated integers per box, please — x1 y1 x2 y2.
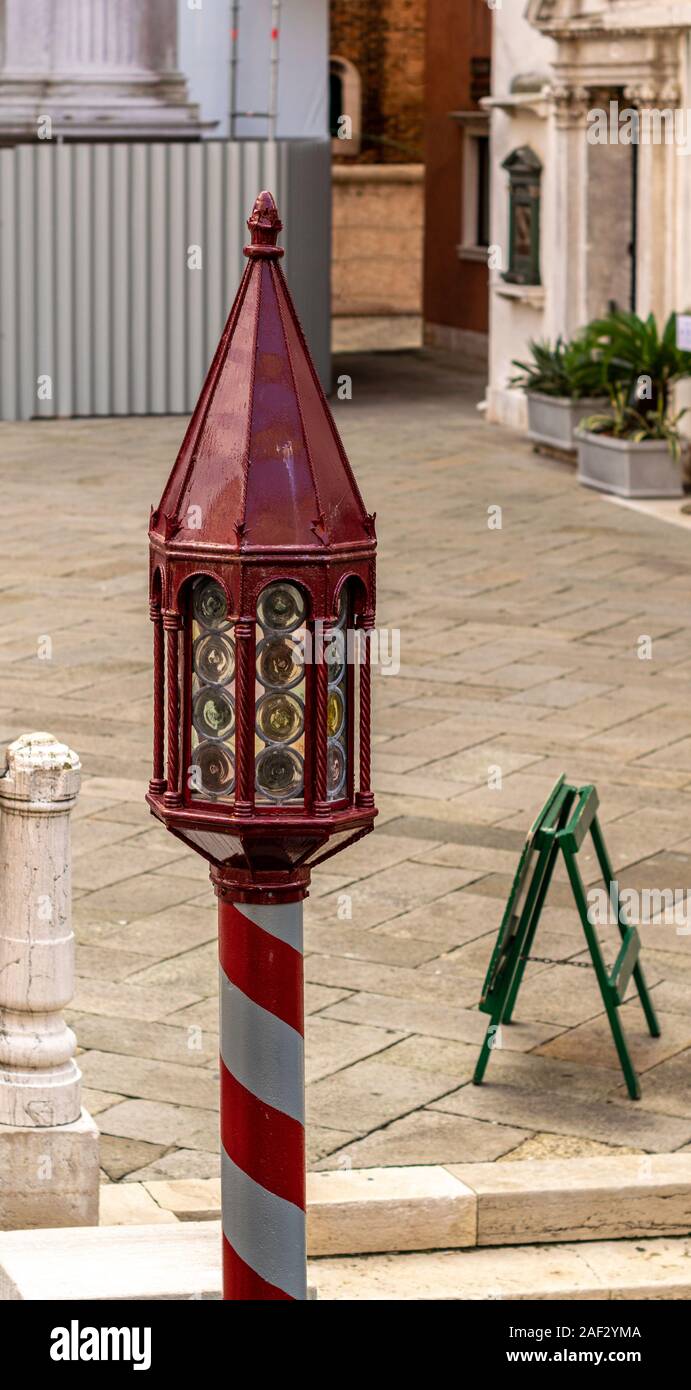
2 1221 691 1301
97 1152 691 1255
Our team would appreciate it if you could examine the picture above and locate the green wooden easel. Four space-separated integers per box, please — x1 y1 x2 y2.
473 776 660 1100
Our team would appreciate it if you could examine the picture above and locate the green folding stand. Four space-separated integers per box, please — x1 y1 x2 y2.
473 776 660 1100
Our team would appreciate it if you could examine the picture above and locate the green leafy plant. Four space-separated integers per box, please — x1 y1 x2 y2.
584 310 691 412
580 312 691 456
510 336 608 400
581 386 687 461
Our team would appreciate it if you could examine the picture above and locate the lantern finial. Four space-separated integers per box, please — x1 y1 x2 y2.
245 189 284 258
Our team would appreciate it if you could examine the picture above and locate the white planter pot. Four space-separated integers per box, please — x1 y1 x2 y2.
576 430 683 499
526 393 607 453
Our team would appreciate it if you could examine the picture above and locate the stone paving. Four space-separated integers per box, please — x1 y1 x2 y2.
2 348 691 1183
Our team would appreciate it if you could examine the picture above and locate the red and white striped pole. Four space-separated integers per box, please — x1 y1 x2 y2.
214 883 307 1301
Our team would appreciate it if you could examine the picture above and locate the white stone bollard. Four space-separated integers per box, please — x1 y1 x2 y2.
0 732 81 1124
0 733 98 1229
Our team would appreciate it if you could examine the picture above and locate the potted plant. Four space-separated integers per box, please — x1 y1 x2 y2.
577 312 691 498
510 335 609 453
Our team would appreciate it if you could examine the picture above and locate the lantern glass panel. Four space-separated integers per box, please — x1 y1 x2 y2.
190 577 236 802
326 586 349 802
255 582 307 804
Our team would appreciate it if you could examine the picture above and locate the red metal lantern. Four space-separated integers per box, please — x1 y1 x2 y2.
147 191 377 1301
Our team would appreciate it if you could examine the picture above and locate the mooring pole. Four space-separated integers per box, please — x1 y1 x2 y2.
214 874 307 1300
146 191 378 1304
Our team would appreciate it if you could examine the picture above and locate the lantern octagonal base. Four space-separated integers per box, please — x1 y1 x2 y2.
146 790 376 900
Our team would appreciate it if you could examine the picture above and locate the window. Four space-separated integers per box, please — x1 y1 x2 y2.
455 115 491 260
255 582 308 806
476 135 490 248
188 577 236 805
502 146 542 286
329 68 344 140
329 56 362 156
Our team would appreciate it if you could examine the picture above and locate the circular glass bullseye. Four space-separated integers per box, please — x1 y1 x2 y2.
255 746 304 800
193 579 229 630
335 588 348 627
193 632 235 685
256 692 304 744
257 582 306 633
193 741 235 797
327 741 346 796
327 689 344 738
256 636 303 690
324 630 345 684
193 685 235 740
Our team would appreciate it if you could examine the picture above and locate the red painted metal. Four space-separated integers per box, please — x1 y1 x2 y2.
147 191 378 892
149 600 166 796
222 1240 294 1302
233 618 254 815
147 192 378 1304
220 1060 304 1209
218 901 303 1033
313 665 329 810
218 896 306 1300
152 192 372 557
163 614 182 809
357 616 375 811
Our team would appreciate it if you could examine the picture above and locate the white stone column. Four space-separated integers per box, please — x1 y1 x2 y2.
0 733 81 1127
629 80 680 324
0 0 205 140
543 84 590 341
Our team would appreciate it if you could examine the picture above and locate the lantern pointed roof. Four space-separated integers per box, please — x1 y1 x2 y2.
151 191 375 555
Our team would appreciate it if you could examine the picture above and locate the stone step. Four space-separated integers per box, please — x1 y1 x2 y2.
2 1221 691 1300
312 1234 691 1301
0 1223 222 1301
98 1153 691 1256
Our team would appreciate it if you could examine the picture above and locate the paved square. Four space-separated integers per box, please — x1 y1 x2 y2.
2 348 691 1181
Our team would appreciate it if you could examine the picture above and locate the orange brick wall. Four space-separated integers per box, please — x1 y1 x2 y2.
330 0 425 163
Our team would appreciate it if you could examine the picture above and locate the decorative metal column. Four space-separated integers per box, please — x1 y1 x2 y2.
216 888 306 1300
147 191 378 1301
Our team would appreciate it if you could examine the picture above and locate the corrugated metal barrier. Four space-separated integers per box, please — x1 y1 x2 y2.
0 138 330 420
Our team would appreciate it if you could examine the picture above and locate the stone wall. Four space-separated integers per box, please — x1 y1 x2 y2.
332 164 424 317
330 0 425 162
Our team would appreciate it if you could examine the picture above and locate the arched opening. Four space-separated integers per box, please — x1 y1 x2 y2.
329 56 362 156
181 573 237 807
254 580 311 807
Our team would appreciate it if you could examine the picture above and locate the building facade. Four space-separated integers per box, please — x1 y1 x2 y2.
329 0 425 321
330 0 425 163
487 0 691 428
423 0 492 355
0 0 329 144
0 0 204 140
